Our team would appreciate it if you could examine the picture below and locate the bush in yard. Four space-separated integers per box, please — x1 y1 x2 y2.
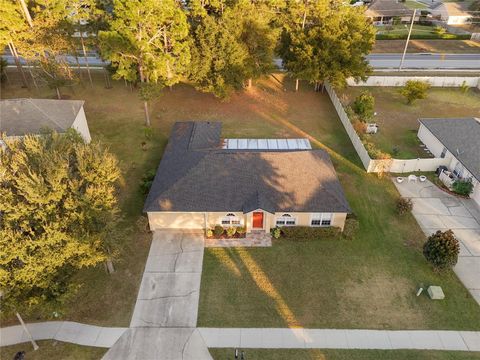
343 217 359 240
236 226 247 236
352 91 375 121
460 81 469 94
396 197 413 215
452 179 474 196
213 225 224 237
140 169 156 194
400 80 431 104
226 226 237 237
423 230 460 271
433 26 446 35
271 227 282 239
281 226 341 241
206 228 213 237
352 120 367 135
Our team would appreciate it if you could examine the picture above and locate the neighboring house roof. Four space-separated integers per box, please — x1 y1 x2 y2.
0 98 85 137
144 122 351 214
365 0 412 17
419 118 480 181
430 2 471 17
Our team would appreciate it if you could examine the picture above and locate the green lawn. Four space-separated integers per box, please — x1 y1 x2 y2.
209 349 480 360
0 341 106 360
404 0 429 9
376 25 435 36
2 71 480 334
0 70 348 327
338 87 480 159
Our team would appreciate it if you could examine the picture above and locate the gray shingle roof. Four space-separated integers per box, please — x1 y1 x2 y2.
419 118 480 181
144 122 351 214
0 98 84 137
366 0 412 17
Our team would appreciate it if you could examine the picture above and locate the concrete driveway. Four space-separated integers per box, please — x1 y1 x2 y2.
103 230 212 360
394 179 480 305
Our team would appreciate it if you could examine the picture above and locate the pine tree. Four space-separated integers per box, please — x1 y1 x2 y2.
188 9 247 98
188 0 280 97
0 130 121 312
0 0 30 87
98 0 190 126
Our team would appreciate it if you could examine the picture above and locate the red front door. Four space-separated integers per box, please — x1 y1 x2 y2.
253 212 263 228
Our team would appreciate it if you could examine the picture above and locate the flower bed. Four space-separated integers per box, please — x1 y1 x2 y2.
206 225 247 239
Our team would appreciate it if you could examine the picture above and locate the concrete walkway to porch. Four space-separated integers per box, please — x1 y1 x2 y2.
205 231 272 247
393 179 480 305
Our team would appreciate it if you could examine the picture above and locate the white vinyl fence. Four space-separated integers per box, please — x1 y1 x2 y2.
325 83 372 170
325 82 451 173
347 76 480 88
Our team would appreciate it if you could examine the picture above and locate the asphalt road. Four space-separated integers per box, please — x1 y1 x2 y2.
5 53 480 70
366 53 480 69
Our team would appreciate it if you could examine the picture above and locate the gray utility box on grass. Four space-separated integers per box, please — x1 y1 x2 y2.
427 286 445 300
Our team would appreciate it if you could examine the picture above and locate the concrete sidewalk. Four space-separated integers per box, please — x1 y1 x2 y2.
199 328 480 351
0 321 126 348
394 179 480 305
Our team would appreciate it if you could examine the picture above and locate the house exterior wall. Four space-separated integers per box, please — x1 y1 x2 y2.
418 124 446 158
446 16 471 25
71 107 92 143
418 124 480 207
147 211 348 232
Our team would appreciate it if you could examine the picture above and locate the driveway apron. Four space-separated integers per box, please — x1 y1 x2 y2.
394 179 480 305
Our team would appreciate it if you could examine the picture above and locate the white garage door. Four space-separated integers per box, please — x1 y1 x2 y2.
147 212 205 230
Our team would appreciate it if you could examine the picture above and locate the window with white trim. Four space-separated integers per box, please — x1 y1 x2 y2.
276 214 296 226
221 213 241 226
310 213 333 227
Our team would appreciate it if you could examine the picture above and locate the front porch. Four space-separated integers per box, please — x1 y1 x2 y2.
205 231 272 248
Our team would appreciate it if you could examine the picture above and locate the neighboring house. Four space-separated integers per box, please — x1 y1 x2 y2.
430 2 472 25
0 98 91 143
418 118 480 206
365 0 413 25
144 122 351 234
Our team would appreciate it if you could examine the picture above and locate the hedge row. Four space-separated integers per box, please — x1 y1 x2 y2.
376 34 471 40
280 226 341 241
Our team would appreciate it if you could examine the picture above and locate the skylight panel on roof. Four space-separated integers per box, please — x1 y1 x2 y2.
223 138 312 150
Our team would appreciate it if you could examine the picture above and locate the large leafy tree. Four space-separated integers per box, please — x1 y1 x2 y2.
279 0 375 90
239 1 279 88
188 0 279 98
188 8 247 98
10 0 79 94
98 0 190 126
0 131 120 311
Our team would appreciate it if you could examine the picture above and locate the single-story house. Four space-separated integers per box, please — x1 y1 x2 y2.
418 118 480 206
430 2 472 25
144 122 351 233
0 98 91 143
365 0 414 25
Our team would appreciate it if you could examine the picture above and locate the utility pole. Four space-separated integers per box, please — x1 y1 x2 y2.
16 312 39 351
17 0 33 27
399 8 416 71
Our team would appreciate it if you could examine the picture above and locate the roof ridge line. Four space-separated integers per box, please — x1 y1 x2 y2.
27 98 66 130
